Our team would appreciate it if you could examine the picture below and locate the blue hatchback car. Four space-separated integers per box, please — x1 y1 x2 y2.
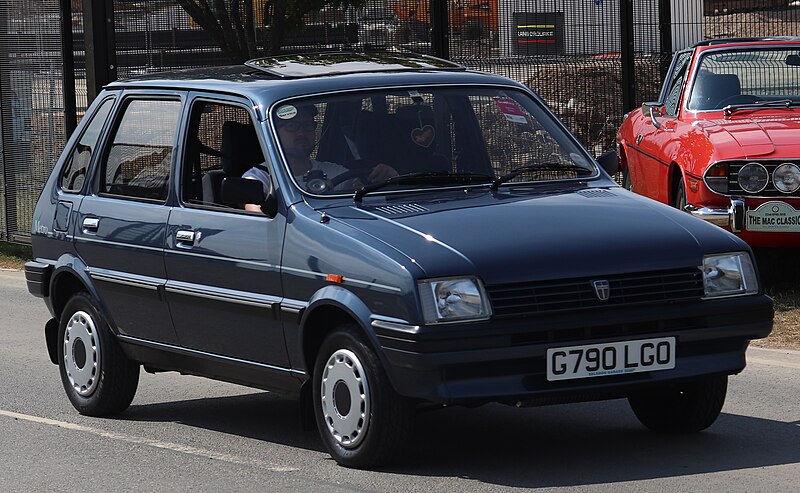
25 53 773 468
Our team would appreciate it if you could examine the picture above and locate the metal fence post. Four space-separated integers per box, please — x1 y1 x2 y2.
84 0 117 104
0 1 10 242
61 0 76 138
658 0 673 80
431 0 450 59
620 0 636 113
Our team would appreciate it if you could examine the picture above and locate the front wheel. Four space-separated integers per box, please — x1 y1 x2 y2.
673 175 687 211
628 375 728 433
58 292 140 416
313 326 414 468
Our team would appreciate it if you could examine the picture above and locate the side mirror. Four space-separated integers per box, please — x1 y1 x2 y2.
221 177 278 218
596 150 619 176
641 102 665 128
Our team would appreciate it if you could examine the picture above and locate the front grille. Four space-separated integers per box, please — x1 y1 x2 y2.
728 160 800 197
486 267 704 318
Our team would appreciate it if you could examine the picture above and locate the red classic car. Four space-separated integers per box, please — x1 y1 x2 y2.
617 37 800 248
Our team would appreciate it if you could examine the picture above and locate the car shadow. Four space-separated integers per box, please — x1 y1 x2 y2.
121 392 800 487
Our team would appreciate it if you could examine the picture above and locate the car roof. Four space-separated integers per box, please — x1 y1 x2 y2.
105 52 527 112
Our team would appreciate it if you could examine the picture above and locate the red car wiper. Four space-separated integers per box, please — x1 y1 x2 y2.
724 99 800 116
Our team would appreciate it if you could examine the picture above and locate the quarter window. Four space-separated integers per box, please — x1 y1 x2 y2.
100 99 181 201
59 98 114 193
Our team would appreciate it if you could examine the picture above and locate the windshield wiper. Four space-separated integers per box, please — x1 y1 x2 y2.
724 99 800 116
490 163 594 191
354 171 493 202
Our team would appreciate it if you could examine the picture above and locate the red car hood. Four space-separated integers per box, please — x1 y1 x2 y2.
694 114 800 159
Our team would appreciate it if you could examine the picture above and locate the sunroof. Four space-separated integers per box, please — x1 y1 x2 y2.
245 52 465 78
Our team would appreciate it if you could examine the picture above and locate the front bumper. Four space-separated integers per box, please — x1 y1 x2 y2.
685 199 745 231
374 295 773 405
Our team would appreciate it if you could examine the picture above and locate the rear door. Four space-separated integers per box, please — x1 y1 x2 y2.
74 91 183 344
163 94 289 367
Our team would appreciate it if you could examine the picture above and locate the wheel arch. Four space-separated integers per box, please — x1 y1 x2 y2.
668 162 685 203
299 286 397 388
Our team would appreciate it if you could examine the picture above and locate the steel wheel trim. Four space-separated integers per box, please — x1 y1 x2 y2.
320 349 370 449
64 310 101 396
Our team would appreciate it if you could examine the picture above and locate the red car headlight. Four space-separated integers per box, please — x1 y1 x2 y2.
773 163 800 193
737 162 769 194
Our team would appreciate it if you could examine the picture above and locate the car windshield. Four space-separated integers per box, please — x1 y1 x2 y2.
687 47 800 111
271 87 597 196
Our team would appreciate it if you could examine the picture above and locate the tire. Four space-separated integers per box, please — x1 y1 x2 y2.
673 175 687 211
58 292 140 416
312 325 414 468
628 375 728 433
622 167 634 192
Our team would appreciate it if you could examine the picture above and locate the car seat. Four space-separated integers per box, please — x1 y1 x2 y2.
690 72 741 110
202 121 264 205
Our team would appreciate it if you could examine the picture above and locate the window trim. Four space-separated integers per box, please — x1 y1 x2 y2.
93 93 184 205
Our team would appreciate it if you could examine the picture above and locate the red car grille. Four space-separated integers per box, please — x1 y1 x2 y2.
486 268 704 318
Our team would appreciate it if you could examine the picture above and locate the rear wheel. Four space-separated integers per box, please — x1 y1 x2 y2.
313 325 414 468
58 292 139 416
628 375 728 433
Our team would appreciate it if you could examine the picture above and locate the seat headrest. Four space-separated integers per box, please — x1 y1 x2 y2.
221 121 264 177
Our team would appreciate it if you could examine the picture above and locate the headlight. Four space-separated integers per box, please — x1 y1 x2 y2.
418 277 491 324
704 162 729 194
702 252 759 298
737 162 768 193
772 163 800 193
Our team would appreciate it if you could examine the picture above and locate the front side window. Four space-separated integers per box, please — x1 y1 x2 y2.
271 87 596 197
687 47 800 111
59 98 114 193
100 99 181 201
181 100 265 209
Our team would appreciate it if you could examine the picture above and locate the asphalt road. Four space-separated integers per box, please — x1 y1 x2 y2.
1 269 798 492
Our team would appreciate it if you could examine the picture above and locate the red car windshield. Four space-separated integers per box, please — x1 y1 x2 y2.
687 47 800 111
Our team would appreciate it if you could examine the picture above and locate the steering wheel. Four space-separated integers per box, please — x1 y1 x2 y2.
715 94 760 108
330 165 375 187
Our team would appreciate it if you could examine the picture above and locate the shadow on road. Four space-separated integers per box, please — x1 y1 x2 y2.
123 393 800 487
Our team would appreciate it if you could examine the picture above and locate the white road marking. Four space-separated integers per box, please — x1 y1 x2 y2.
0 409 298 472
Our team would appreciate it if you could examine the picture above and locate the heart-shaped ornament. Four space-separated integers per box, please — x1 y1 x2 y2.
410 125 435 148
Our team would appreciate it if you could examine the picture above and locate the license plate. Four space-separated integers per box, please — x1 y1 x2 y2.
745 201 800 232
546 337 676 381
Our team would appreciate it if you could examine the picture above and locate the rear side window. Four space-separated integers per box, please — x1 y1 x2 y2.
100 99 181 201
59 98 114 193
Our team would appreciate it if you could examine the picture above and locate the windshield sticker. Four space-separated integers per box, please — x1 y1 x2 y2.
411 125 435 148
493 97 528 124
276 105 298 120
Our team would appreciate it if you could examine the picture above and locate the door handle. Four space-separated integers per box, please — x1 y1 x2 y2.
176 230 196 245
82 217 99 232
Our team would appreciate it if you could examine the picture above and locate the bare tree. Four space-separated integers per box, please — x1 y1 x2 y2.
176 0 366 62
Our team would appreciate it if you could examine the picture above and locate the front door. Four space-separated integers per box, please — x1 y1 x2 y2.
164 96 289 366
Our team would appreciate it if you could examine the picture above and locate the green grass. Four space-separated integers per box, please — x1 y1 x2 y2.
0 241 32 268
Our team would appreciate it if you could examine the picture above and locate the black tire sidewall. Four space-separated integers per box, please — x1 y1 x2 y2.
58 292 138 416
312 327 410 468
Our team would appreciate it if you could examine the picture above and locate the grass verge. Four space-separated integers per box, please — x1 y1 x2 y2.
0 241 32 270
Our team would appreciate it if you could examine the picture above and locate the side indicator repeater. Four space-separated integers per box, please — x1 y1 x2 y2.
326 274 345 283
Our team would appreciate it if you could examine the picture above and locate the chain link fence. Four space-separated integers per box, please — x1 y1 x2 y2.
2 0 800 242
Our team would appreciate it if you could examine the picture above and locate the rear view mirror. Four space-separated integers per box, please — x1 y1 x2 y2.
641 101 665 128
597 150 619 176
221 177 277 218
786 54 800 66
